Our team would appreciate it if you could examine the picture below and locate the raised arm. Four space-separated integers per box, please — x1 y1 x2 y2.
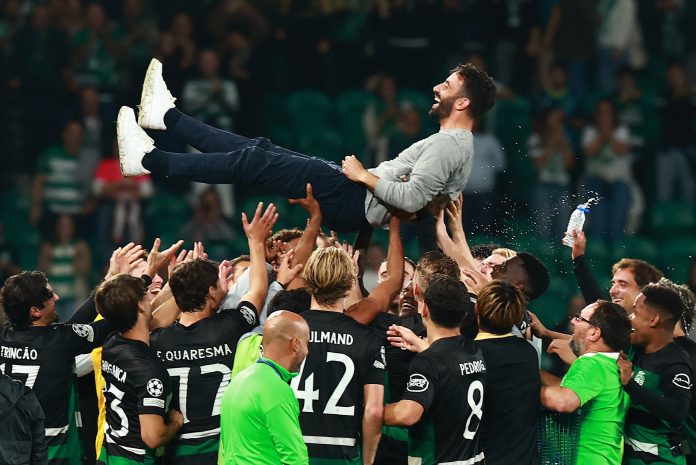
345 217 404 325
287 184 322 289
240 202 278 312
569 231 606 303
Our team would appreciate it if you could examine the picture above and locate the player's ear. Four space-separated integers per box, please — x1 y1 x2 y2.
29 306 42 319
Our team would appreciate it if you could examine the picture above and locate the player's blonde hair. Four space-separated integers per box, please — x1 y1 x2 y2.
303 247 355 306
491 247 516 259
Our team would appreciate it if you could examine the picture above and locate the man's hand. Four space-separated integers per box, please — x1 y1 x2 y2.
342 155 368 183
460 267 489 294
106 243 145 279
528 310 550 339
337 241 360 276
570 230 587 260
445 194 465 240
276 249 304 287
548 338 577 365
387 324 429 353
146 238 184 278
289 183 321 217
618 353 633 386
243 202 278 243
217 260 233 296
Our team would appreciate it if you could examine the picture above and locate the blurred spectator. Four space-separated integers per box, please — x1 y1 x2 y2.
56 0 85 39
538 63 578 119
597 0 638 94
462 120 506 235
30 120 90 234
364 74 400 165
546 0 599 100
655 61 695 204
490 0 541 95
0 223 21 286
37 214 91 321
70 3 123 93
156 13 197 98
581 99 632 243
93 139 153 264
611 66 649 151
362 243 387 292
389 104 425 158
120 0 159 97
182 49 240 131
689 259 696 295
181 187 236 245
528 107 574 239
77 86 105 190
229 255 251 286
10 4 70 168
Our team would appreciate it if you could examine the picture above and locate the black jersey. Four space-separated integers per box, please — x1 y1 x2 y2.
99 334 172 463
625 342 693 465
402 336 487 465
675 336 696 457
149 302 258 465
292 310 386 463
0 321 111 461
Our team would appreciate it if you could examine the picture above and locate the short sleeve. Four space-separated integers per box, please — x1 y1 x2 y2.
363 332 386 386
136 363 170 417
560 356 606 406
220 300 259 333
401 353 437 411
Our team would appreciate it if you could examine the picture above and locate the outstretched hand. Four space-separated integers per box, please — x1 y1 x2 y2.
387 324 429 353
106 243 145 279
276 249 304 287
242 202 278 243
289 183 321 218
146 238 184 278
569 230 587 260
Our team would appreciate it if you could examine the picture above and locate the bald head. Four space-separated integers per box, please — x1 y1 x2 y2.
262 311 310 373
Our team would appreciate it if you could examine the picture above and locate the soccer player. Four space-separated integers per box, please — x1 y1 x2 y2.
149 203 284 464
619 284 693 465
384 274 486 465
294 246 387 465
0 272 113 465
117 59 497 233
95 273 183 464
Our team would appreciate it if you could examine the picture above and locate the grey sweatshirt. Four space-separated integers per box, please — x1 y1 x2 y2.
364 129 474 227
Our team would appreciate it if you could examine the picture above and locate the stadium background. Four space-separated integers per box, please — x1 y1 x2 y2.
0 0 695 341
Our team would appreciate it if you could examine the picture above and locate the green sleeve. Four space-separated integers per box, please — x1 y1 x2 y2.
266 401 309 465
560 357 604 406
231 336 261 380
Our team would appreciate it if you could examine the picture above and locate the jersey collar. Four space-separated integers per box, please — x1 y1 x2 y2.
257 357 298 383
475 331 514 340
579 351 620 360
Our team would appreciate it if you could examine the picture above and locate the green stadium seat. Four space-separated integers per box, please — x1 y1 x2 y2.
287 90 332 130
297 128 345 163
335 90 374 117
649 201 695 234
610 235 658 264
658 236 696 282
397 89 433 115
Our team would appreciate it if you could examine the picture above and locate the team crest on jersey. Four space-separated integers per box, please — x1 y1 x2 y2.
240 306 256 325
634 370 645 386
146 378 164 397
407 373 429 392
71 324 94 342
673 373 692 390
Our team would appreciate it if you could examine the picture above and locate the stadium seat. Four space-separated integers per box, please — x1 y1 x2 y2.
335 89 374 117
397 89 433 115
287 90 332 130
297 128 345 163
610 235 658 264
658 236 696 282
649 201 696 234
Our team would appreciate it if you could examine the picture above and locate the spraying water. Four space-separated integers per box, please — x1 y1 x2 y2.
562 197 600 247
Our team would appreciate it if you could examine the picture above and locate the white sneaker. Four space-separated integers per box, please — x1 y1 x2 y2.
117 106 154 177
138 58 176 130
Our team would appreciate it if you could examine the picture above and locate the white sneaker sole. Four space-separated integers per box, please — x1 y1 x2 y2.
118 107 151 177
138 59 164 130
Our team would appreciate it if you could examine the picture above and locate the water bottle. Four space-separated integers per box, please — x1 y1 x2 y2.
562 204 589 247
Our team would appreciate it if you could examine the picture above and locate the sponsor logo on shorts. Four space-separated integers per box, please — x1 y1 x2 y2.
407 373 429 393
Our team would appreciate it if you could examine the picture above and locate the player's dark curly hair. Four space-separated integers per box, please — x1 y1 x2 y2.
451 63 497 119
424 274 471 329
169 258 219 312
0 271 53 330
95 274 146 333
268 289 311 316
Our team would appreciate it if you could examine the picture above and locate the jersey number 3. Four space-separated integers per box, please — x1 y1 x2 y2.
291 352 355 416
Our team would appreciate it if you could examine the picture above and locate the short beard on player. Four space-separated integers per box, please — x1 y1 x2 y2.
428 93 457 121
569 338 584 357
